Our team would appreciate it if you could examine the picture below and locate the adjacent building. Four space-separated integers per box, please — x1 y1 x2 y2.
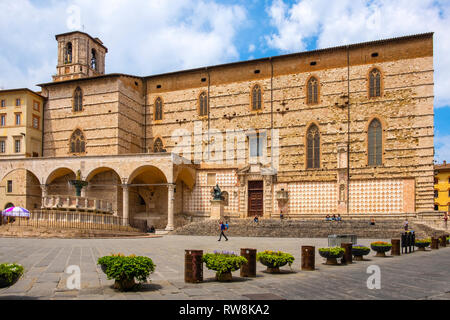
434 162 450 212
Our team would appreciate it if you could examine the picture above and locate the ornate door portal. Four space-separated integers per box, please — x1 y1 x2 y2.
248 181 263 217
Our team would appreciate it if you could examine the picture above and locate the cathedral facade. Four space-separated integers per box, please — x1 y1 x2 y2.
0 31 435 230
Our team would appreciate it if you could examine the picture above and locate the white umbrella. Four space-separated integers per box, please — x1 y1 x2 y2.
1 206 30 217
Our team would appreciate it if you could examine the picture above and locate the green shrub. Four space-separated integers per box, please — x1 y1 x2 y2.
0 263 24 287
203 251 247 276
415 238 431 244
370 241 392 247
98 254 155 283
318 247 345 255
256 250 295 268
352 245 370 250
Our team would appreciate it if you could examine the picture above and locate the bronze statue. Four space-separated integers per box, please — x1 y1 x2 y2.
212 184 224 201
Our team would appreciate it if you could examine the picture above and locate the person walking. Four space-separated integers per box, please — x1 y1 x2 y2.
403 218 409 231
218 221 228 241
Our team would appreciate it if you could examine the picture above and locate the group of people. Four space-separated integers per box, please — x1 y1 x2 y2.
325 214 342 222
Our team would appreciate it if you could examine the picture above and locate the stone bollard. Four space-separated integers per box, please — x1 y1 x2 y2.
185 250 203 283
240 248 257 277
391 239 401 256
341 243 353 264
440 235 447 248
431 237 439 250
301 246 315 271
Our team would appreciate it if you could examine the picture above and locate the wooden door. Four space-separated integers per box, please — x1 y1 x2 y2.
248 181 263 217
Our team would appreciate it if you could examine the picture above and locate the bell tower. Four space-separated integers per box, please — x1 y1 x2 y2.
53 31 108 82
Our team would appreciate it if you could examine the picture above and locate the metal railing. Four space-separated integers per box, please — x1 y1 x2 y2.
0 210 147 233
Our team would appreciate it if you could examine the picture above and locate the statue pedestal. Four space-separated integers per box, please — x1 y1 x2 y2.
210 200 225 220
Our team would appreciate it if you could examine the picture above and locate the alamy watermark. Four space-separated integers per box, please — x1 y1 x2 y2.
65 265 81 290
366 265 381 290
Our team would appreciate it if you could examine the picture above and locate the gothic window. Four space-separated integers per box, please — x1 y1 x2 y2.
368 118 382 166
251 84 262 110
153 138 166 153
307 77 319 104
91 49 97 71
73 87 83 112
154 98 163 121
369 68 381 98
306 124 320 169
70 129 86 154
64 42 73 64
199 92 208 116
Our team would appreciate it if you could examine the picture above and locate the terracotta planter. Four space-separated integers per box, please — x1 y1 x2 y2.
371 245 391 257
114 278 136 291
325 257 339 265
352 247 370 261
0 275 20 288
318 250 344 265
259 257 288 273
415 242 430 251
216 272 232 282
266 267 281 273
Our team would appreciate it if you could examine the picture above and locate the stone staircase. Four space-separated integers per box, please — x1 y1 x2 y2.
0 225 151 239
172 218 440 239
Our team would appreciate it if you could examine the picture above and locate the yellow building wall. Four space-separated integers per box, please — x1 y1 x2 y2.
0 90 44 158
434 169 450 211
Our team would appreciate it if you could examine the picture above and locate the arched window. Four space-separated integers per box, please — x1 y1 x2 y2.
70 129 86 154
307 77 319 104
251 85 262 110
153 138 165 153
369 68 381 98
91 49 97 71
368 118 382 166
154 98 163 121
306 124 320 169
73 87 83 112
199 92 208 116
64 42 72 64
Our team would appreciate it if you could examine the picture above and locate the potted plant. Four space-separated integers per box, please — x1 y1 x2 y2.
351 245 371 261
98 254 155 291
415 238 431 251
256 250 295 273
370 241 392 257
202 251 248 281
318 248 345 265
0 263 24 288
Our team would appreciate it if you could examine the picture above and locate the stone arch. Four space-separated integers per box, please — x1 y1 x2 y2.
174 167 196 190
128 165 168 185
85 167 120 182
4 203 14 209
46 167 76 185
0 168 42 210
85 166 122 215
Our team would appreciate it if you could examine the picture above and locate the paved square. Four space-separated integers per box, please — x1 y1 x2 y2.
0 235 449 300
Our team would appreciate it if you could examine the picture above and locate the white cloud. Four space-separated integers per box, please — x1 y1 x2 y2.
435 132 450 163
265 0 450 108
0 0 247 91
248 44 256 53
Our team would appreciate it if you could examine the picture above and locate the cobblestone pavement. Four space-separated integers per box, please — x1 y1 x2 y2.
0 235 449 300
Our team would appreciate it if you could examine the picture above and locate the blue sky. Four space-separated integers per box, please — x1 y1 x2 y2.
0 0 449 162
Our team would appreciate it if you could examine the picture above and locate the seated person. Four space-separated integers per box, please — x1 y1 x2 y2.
331 214 337 221
336 214 342 222
325 214 331 221
370 218 375 226
254 216 259 223
148 225 155 233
